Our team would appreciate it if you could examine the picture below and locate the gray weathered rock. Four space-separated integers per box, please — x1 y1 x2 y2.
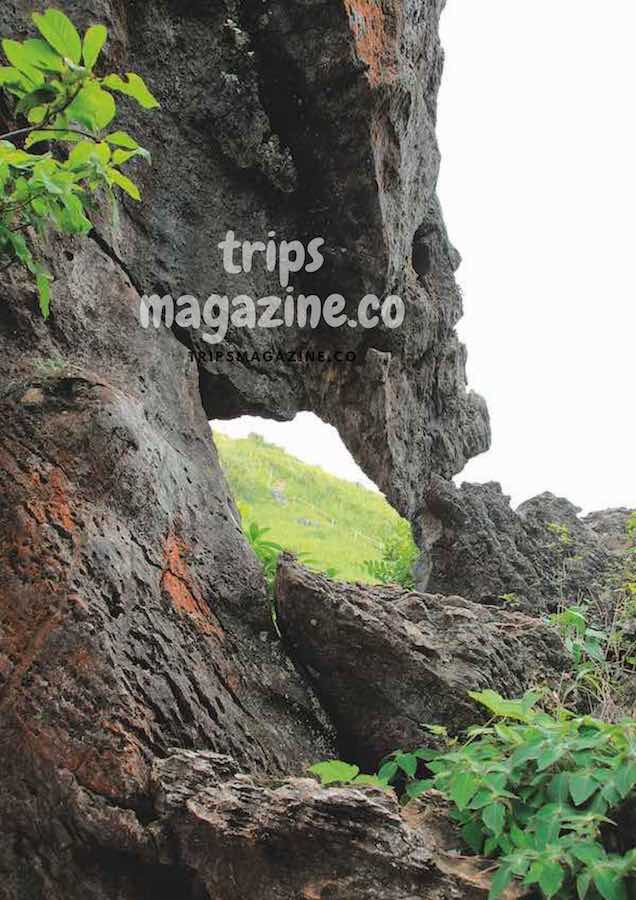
418 478 627 613
150 749 491 900
0 0 519 896
67 0 489 520
0 239 334 900
583 508 633 555
276 555 568 771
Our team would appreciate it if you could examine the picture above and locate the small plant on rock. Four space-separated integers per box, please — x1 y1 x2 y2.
363 518 418 589
0 8 158 316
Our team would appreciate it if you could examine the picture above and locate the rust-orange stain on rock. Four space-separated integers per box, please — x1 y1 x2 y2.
343 0 398 86
47 468 76 533
22 467 76 534
162 534 224 639
0 452 79 712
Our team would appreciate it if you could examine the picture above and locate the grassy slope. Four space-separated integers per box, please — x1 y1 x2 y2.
214 431 403 581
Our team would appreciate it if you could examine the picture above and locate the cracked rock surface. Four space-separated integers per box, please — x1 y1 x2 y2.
0 240 334 899
276 555 568 771
11 0 490 520
148 749 487 900
0 1 596 899
419 478 629 612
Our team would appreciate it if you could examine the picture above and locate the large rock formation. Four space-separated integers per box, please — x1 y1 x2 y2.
418 478 629 613
149 749 496 900
0 1 591 898
0 236 340 898
276 555 567 770
23 0 488 520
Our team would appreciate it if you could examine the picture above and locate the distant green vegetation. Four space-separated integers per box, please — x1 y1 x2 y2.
214 431 410 582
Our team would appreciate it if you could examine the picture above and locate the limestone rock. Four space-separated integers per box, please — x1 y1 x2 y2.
276 556 568 771
419 479 627 612
0 240 334 900
150 748 492 900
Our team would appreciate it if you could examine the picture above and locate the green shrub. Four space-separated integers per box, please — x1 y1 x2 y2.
1 8 158 316
310 691 636 900
363 518 418 589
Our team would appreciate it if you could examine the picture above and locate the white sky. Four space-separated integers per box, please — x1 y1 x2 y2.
215 1 636 515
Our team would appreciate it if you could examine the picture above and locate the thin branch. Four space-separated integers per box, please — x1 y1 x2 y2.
2 191 48 215
0 126 99 143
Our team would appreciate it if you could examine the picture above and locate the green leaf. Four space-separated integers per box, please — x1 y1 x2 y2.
547 772 571 803
614 761 636 799
488 865 514 900
461 819 485 853
58 195 92 235
484 835 500 856
107 167 140 200
22 38 64 72
468 689 540 723
450 771 480 811
25 129 84 148
102 72 159 109
511 741 543 767
83 25 107 70
106 130 139 150
395 753 417 778
308 761 359 785
0 65 31 90
569 773 599 806
352 774 388 787
538 861 565 899
1 40 43 85
66 83 116 130
111 149 136 165
405 779 434 799
32 9 82 64
482 802 506 837
577 871 592 900
121 148 151 166
28 105 48 125
537 745 564 771
37 272 51 319
424 724 449 738
8 231 33 268
469 788 495 810
378 761 399 782
67 140 111 170
510 824 530 848
593 871 627 900
571 844 604 865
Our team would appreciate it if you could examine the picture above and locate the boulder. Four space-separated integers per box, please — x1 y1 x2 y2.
276 556 568 771
150 749 498 900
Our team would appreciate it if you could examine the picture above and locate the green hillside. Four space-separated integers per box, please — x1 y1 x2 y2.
214 431 406 582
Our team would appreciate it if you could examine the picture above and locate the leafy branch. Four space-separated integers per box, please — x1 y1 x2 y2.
0 8 159 317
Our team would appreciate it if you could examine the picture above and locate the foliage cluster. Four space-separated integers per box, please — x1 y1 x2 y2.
549 603 636 716
311 691 636 900
362 517 418 589
0 8 157 315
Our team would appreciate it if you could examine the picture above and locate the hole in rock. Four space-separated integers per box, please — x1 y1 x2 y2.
411 223 437 279
210 412 418 585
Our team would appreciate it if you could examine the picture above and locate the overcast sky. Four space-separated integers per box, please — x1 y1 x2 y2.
215 1 635 515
